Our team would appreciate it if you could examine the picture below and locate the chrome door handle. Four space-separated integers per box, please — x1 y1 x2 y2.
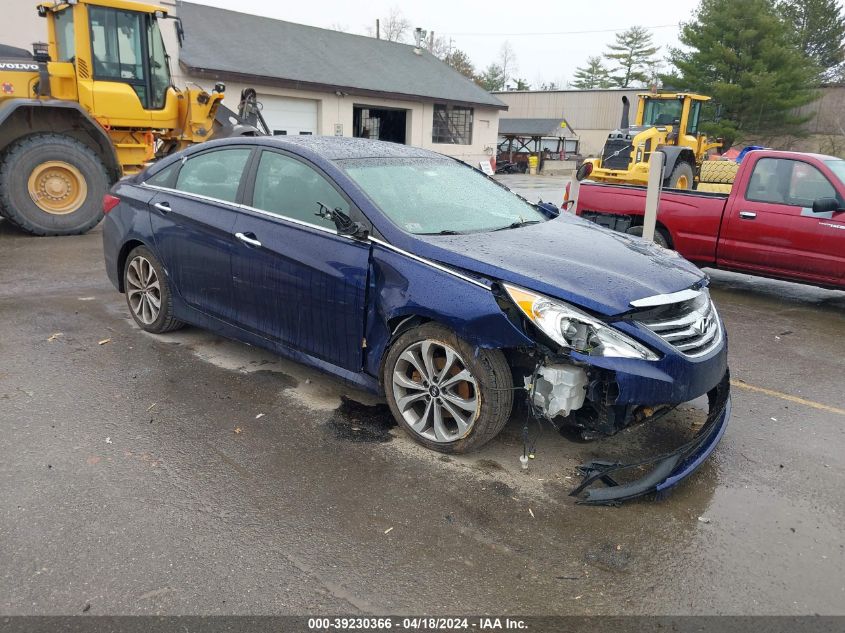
153 201 171 213
739 210 757 219
235 232 262 248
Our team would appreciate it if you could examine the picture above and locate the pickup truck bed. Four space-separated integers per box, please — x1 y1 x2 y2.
575 150 845 290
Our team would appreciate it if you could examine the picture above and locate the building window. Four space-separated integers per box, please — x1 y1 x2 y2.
432 104 473 145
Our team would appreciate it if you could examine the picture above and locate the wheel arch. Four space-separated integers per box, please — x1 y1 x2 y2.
659 146 696 183
0 99 121 182
624 218 675 248
116 239 148 293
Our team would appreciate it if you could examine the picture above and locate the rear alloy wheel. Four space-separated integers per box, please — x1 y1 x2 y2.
123 246 184 334
383 323 513 453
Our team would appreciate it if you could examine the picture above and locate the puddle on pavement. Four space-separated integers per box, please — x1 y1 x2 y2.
325 397 396 443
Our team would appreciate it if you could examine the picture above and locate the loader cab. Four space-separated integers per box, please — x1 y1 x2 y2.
41 0 178 126
636 93 708 145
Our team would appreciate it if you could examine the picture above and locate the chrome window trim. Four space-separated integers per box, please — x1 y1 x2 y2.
140 182 490 289
369 237 490 290
630 288 702 308
140 182 341 236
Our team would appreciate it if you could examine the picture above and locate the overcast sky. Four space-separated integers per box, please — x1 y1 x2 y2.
192 0 705 87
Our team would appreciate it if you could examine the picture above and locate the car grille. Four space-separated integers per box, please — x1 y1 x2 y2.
601 138 632 170
637 291 722 358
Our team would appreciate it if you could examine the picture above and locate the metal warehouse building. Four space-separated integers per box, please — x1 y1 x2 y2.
5 0 505 167
493 89 640 156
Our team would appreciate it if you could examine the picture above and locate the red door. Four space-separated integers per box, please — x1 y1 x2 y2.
718 156 845 286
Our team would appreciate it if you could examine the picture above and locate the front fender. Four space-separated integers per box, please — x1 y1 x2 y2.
363 244 535 379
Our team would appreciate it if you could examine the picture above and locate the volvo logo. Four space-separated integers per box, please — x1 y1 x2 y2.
0 62 39 71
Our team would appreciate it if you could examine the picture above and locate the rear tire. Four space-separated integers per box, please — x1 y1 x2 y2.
383 323 514 454
0 133 110 236
666 161 694 190
123 246 185 334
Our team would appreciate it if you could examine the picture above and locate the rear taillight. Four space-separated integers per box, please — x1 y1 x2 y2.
103 194 120 214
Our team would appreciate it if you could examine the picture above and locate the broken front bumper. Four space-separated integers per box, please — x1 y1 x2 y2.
569 371 731 505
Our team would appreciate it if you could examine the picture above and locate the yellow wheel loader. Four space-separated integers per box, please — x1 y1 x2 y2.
0 0 267 236
585 93 723 191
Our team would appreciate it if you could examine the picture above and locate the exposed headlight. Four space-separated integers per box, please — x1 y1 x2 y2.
503 284 659 361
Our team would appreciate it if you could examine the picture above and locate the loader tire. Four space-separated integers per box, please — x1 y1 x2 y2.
666 162 694 190
0 134 110 236
699 160 738 184
696 182 733 194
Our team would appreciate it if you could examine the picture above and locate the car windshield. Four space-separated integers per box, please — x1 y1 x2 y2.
339 158 547 235
824 159 845 185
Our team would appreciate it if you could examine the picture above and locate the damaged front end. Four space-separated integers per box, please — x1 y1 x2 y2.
500 283 731 505
568 371 730 505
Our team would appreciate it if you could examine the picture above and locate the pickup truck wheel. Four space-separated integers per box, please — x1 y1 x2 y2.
383 323 514 454
666 162 694 190
626 225 671 249
0 134 109 236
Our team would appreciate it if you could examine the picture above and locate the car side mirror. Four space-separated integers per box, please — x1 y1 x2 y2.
812 197 840 214
575 162 593 182
537 201 560 218
316 202 368 239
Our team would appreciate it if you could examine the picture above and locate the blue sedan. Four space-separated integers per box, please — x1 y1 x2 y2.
102 136 730 504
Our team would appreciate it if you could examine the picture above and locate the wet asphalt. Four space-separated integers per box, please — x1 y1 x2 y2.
0 181 843 616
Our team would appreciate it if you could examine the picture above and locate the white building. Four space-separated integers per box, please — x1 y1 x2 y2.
3 0 506 166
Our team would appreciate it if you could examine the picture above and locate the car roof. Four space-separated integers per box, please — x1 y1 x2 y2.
188 135 445 162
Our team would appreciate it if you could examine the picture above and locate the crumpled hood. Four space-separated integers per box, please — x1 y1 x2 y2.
411 213 705 316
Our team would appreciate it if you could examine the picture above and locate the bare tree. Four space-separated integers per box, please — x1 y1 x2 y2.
423 33 451 59
498 41 518 87
329 22 349 32
367 6 411 42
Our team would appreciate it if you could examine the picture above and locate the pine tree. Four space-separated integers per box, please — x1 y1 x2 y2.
604 26 659 87
443 49 476 80
572 56 613 89
778 0 845 82
665 0 818 146
476 63 505 92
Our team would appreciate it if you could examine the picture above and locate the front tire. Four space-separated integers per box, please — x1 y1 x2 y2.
383 323 514 454
0 133 110 236
123 246 184 334
666 161 694 190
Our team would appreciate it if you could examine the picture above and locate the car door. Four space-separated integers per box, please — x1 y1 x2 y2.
230 149 371 372
146 146 253 323
718 156 844 285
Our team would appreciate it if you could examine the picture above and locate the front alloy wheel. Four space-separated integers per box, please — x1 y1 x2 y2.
392 340 480 443
383 323 514 453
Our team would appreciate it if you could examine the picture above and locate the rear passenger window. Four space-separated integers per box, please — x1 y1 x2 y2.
146 162 177 188
250 151 347 229
175 149 251 203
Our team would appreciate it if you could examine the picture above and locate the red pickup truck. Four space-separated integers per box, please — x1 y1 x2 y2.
573 150 845 290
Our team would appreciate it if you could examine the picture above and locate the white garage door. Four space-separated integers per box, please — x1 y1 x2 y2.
259 95 318 136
